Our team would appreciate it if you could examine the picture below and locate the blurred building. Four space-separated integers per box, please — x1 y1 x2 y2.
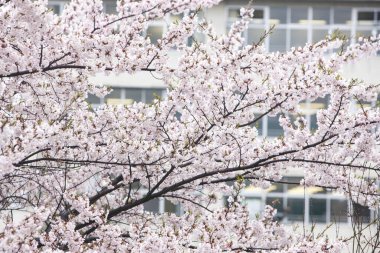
47 0 380 237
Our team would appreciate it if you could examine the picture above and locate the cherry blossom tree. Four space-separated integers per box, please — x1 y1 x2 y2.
0 0 380 252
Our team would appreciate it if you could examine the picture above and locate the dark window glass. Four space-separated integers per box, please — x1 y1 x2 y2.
223 196 229 207
310 114 317 131
247 28 265 45
269 28 287 52
356 97 374 111
311 186 327 194
331 199 348 223
104 3 117 14
105 87 122 104
288 114 306 129
286 177 303 191
125 88 142 103
228 9 241 19
267 181 284 193
352 203 371 223
290 29 307 48
87 94 101 105
270 7 287 24
287 198 305 221
358 11 374 24
313 7 330 25
291 7 308 23
147 26 163 45
333 8 351 24
164 199 179 214
253 9 264 24
146 88 163 104
310 198 327 223
143 198 160 213
253 114 263 136
310 96 329 127
313 95 330 108
47 4 60 14
312 29 329 43
266 197 284 221
267 115 284 137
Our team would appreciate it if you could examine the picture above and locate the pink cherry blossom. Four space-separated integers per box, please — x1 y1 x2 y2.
0 0 379 252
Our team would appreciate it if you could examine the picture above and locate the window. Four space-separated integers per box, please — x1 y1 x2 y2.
313 7 330 25
146 88 164 103
266 197 284 221
143 198 181 215
290 7 308 24
104 2 117 14
227 7 267 48
355 10 378 42
237 177 375 224
87 94 101 105
358 11 375 26
164 199 181 214
287 198 305 221
312 29 329 43
269 29 287 52
170 12 205 47
260 5 369 50
146 25 163 45
143 198 160 213
228 8 241 19
105 87 123 105
354 96 374 113
86 87 166 106
352 203 371 223
47 3 62 15
247 28 265 45
286 177 303 191
227 5 380 53
267 115 283 137
253 114 263 136
333 7 352 25
124 88 143 103
188 32 206 46
331 199 348 223
266 181 284 193
224 5 380 137
309 95 329 130
252 9 265 24
270 6 287 25
311 7 330 43
290 29 308 48
310 198 327 223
